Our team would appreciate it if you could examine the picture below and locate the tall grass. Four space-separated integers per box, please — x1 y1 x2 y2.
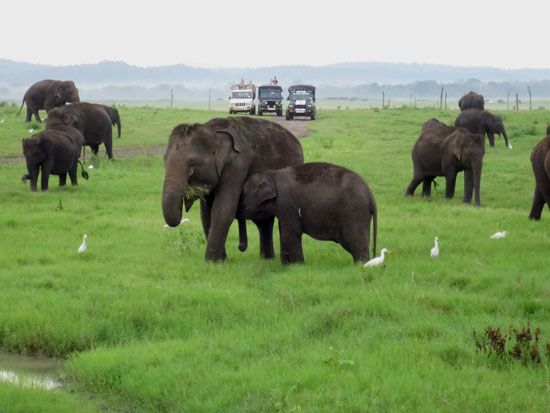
0 106 549 411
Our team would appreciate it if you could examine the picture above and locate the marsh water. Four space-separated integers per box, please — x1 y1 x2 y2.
0 351 63 390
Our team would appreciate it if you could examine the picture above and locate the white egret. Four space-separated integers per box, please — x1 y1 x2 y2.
490 231 507 239
78 234 88 253
364 248 390 268
430 236 439 259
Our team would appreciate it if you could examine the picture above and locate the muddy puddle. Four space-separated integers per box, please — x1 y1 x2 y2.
0 351 63 390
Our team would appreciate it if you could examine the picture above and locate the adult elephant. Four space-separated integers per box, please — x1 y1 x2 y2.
528 135 550 220
17 80 80 122
162 117 304 262
404 125 485 206
458 91 485 111
95 104 121 138
455 109 511 148
47 103 114 159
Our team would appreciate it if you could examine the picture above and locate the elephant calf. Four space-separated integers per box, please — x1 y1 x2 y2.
455 109 510 148
528 135 550 220
405 126 485 206
240 162 378 264
22 125 88 191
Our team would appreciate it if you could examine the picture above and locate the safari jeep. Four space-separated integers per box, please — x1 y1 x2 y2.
286 85 316 120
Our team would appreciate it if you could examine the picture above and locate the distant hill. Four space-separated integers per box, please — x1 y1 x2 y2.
2 59 550 100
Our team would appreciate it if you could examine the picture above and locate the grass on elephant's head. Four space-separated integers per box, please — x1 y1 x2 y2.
1 106 550 411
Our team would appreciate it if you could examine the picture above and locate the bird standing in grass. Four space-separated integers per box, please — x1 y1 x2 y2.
78 234 88 254
490 231 507 239
430 236 439 259
364 248 389 268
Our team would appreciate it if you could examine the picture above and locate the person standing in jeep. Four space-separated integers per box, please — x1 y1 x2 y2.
286 85 316 120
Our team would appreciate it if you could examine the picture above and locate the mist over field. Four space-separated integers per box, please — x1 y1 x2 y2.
3 59 550 102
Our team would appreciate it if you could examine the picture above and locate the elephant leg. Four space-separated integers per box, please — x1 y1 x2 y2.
59 173 67 187
254 216 275 259
278 214 304 264
445 172 457 199
69 166 78 186
200 196 214 240
422 177 433 197
238 217 248 252
529 187 545 220
34 109 41 123
105 137 114 160
405 174 424 196
40 167 50 191
341 224 370 263
25 108 32 123
205 187 244 261
91 145 99 156
463 170 473 203
487 131 495 147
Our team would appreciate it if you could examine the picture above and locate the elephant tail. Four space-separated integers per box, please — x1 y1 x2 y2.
78 160 89 180
16 96 25 116
371 200 377 259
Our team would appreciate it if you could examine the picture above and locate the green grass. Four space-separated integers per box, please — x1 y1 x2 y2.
0 105 549 411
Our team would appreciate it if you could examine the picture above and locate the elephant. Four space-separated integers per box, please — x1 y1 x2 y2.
404 125 485 206
162 117 304 262
546 124 550 136
458 91 485 111
95 104 121 138
17 79 80 122
47 103 114 159
240 162 378 264
421 118 446 132
455 109 510 148
528 135 550 220
21 124 88 191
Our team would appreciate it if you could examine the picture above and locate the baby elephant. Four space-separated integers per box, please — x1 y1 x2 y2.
240 162 378 264
22 125 89 191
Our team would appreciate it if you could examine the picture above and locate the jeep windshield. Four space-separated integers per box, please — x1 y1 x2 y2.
259 89 282 99
289 91 314 101
232 91 252 99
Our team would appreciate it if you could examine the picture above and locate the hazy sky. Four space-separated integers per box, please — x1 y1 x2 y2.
2 0 548 69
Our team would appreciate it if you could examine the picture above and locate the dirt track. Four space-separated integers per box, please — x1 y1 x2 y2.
0 118 310 164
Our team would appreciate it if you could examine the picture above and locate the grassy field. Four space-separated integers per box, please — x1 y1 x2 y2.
0 104 549 412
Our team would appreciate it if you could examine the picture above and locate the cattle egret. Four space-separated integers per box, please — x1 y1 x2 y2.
29 128 34 134
490 231 507 239
364 248 390 268
430 236 439 259
0 119 4 123
508 144 513 149
78 234 88 253
88 165 94 170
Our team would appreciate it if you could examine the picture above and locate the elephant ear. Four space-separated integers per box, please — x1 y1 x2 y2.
62 112 78 126
450 132 464 161
254 174 277 206
213 128 244 176
39 135 54 154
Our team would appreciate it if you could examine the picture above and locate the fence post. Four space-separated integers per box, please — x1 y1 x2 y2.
382 91 385 109
516 93 519 111
527 86 532 111
170 89 174 109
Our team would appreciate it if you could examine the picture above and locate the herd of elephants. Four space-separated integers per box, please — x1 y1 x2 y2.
15 80 550 264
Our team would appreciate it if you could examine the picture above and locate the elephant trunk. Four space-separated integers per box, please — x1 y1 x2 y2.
162 176 186 227
116 117 121 138
502 130 510 148
473 164 482 206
